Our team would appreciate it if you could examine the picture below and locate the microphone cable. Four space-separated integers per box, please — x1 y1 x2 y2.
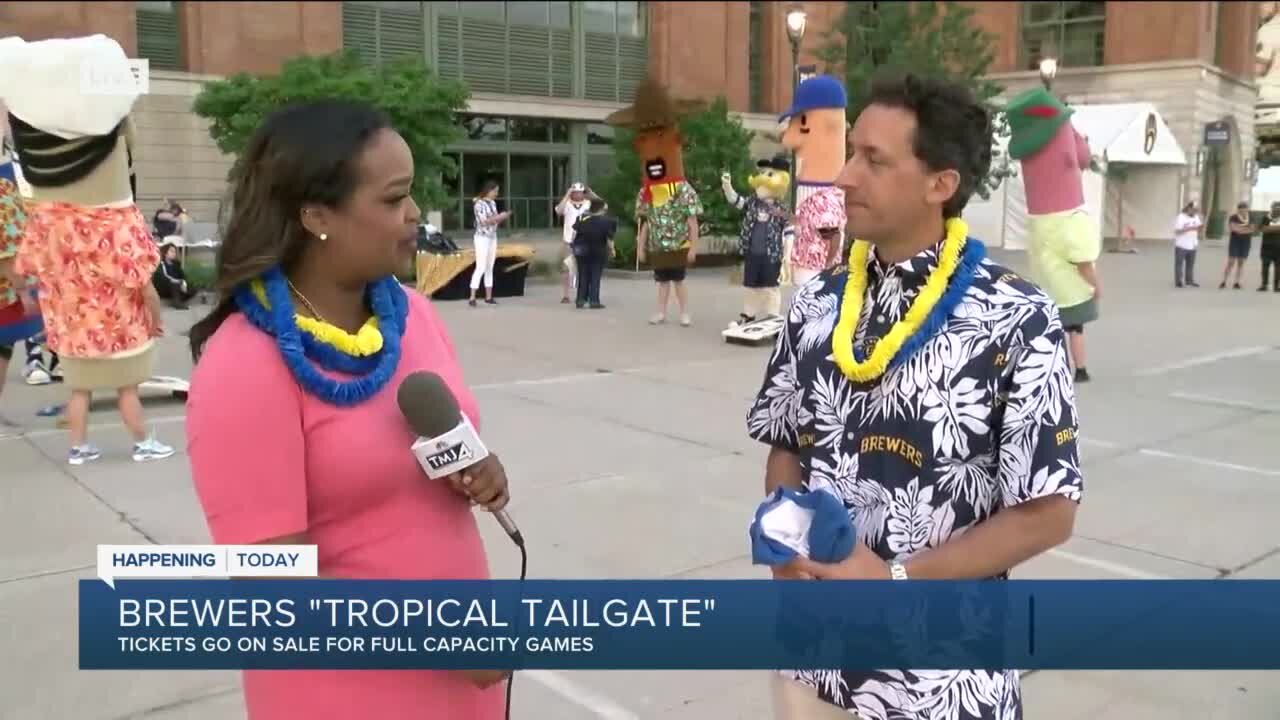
504 529 527 720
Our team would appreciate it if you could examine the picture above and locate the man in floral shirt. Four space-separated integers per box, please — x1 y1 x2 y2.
747 73 1083 719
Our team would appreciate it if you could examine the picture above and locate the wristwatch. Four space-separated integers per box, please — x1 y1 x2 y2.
889 560 908 580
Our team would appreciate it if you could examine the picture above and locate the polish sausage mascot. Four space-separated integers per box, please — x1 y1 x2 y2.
1004 86 1100 383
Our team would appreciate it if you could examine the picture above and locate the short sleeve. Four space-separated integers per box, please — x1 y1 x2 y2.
682 184 703 217
995 305 1084 509
634 190 649 221
186 319 309 544
745 298 805 453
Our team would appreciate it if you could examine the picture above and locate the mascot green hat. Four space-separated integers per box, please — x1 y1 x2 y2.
1003 86 1074 160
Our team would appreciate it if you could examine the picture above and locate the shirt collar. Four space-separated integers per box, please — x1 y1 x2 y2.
865 240 942 289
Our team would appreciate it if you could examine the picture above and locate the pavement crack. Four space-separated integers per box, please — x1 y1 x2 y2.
115 685 241 719
22 436 160 545
1223 546 1280 578
0 563 96 585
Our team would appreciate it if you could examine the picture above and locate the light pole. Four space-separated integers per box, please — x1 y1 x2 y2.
1038 57 1058 92
785 6 807 211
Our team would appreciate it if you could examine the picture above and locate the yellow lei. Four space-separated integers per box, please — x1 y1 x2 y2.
249 279 383 357
831 219 968 382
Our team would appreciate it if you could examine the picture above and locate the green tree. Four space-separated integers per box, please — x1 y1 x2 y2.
193 51 469 211
597 96 755 249
815 0 1015 199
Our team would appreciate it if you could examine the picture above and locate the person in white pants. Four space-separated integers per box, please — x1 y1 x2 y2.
469 180 511 307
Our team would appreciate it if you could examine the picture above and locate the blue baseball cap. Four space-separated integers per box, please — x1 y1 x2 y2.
778 75 848 122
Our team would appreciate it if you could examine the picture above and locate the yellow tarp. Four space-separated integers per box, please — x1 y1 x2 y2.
414 244 537 296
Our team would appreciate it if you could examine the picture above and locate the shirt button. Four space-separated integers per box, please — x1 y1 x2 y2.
876 314 886 323
846 432 855 441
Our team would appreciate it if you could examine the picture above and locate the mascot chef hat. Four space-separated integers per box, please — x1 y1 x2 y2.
0 34 139 140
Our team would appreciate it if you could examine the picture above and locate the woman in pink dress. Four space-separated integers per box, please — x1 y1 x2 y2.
185 100 510 719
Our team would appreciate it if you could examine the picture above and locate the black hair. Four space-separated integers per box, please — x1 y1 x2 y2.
188 99 392 361
475 179 500 200
862 71 993 219
589 197 607 214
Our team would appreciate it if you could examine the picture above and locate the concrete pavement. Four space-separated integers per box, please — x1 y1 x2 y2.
1 239 1278 719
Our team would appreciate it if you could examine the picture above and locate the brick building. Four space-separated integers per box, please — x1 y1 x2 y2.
0 1 1261 235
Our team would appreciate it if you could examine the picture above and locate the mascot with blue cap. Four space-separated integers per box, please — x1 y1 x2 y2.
779 75 848 288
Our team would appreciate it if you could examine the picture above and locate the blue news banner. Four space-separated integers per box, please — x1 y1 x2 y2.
80 580 1280 671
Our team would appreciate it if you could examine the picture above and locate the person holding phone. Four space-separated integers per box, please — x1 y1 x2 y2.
469 180 512 307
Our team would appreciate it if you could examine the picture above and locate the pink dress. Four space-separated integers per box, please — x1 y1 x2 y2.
186 290 504 720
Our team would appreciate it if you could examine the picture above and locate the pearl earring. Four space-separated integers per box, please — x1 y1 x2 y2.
319 233 328 241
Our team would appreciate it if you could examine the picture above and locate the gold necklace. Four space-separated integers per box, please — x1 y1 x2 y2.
286 278 325 322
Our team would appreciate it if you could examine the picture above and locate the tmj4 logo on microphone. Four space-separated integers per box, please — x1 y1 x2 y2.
424 439 475 472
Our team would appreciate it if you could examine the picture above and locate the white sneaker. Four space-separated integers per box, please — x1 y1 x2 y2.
680 314 693 327
69 444 103 465
133 437 175 462
24 364 51 385
649 313 666 325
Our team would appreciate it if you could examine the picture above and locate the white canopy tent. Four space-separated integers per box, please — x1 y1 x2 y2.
965 102 1188 250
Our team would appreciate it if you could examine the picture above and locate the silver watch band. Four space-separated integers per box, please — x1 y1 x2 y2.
889 560 908 580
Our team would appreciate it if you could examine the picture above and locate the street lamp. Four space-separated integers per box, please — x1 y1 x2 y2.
1038 57 1058 91
785 6 807 210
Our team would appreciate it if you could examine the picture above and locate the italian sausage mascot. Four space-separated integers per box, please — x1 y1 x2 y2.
721 156 791 343
1005 86 1100 383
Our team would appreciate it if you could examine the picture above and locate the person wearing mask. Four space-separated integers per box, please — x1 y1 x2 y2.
469 180 511 307
6 34 174 465
571 197 616 309
185 100 512 720
1260 202 1280 292
748 73 1081 720
1173 201 1203 288
554 182 596 304
1219 202 1253 290
152 242 196 309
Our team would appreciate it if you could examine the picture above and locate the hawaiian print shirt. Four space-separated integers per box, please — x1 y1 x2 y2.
732 195 788 263
746 240 1084 720
635 180 702 253
790 184 846 272
0 165 26 308
16 203 159 357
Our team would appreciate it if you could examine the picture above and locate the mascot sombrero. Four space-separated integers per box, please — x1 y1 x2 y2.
605 77 705 327
1004 86 1100 382
721 156 792 345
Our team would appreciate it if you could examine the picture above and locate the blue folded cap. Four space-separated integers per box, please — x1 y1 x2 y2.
778 75 848 122
749 486 855 566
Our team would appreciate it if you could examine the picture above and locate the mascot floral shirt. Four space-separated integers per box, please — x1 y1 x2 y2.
0 164 26 307
635 181 702 253
746 242 1084 720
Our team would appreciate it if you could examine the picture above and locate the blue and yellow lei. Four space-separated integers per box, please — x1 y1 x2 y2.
832 218 986 382
234 266 408 406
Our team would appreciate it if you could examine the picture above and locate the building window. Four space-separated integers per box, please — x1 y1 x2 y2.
748 1 764 113
586 123 614 145
136 1 183 71
342 2 426 66
583 1 650 102
436 1 574 98
1019 1 1106 70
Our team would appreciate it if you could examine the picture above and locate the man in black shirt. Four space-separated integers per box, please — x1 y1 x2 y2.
571 198 616 309
1260 202 1280 292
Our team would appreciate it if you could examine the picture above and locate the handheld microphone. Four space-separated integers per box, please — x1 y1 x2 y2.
396 371 524 547
398 371 527 720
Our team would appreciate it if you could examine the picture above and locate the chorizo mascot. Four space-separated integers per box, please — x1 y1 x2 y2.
605 78 705 327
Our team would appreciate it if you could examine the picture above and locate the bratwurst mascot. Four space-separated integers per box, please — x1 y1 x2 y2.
605 78 705 327
4 34 180 461
1004 86 1100 383
780 74 848 287
721 156 791 344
